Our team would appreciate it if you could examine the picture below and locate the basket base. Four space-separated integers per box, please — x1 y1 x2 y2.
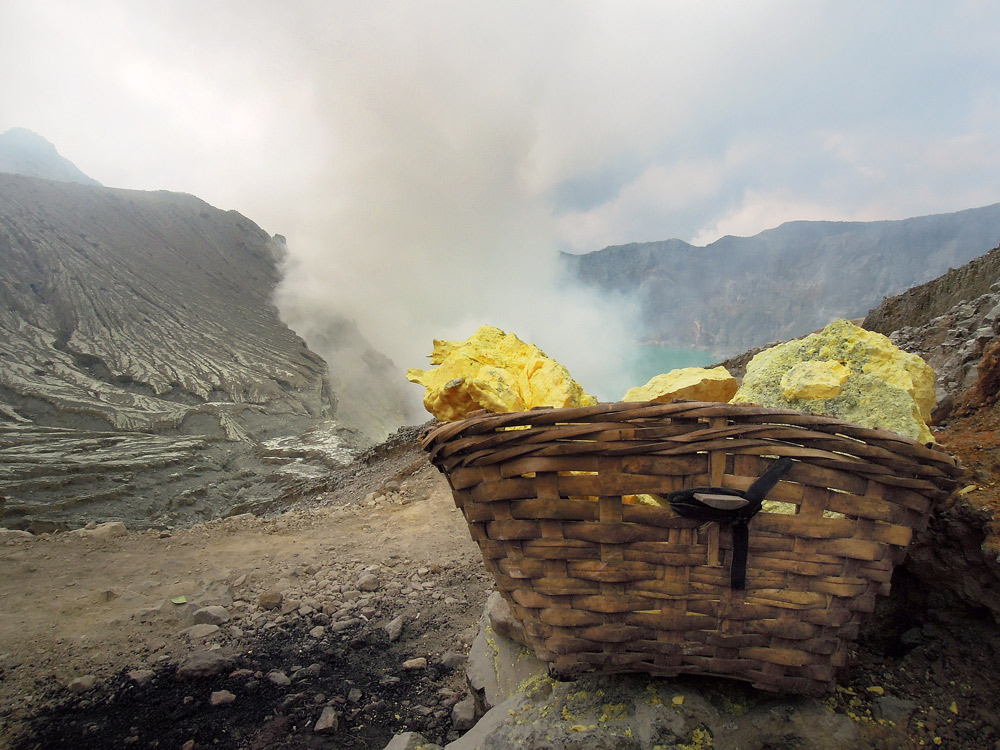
544 657 840 698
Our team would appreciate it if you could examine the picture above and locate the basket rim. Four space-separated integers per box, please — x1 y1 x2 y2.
421 400 963 495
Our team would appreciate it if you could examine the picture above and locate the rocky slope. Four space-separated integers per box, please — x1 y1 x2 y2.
0 171 407 531
864 243 1000 337
563 204 1000 356
0 173 332 436
859 243 1000 420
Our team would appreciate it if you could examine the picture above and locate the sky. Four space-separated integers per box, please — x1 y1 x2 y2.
4 0 1000 403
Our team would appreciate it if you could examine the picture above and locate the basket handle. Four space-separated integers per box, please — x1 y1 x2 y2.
665 457 794 589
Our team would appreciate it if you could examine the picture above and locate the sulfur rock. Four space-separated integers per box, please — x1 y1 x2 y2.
780 360 850 400
407 325 597 421
622 366 737 404
731 319 936 443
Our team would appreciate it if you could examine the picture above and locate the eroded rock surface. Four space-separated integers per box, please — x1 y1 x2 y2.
0 172 404 530
0 173 331 435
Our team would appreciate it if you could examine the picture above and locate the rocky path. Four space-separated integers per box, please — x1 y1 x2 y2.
0 457 492 748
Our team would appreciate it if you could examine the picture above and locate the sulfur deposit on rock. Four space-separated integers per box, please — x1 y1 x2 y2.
622 366 737 404
780 360 851 400
731 319 936 443
407 325 597 422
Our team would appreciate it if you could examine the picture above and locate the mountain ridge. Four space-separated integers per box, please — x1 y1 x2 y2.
563 202 1000 355
0 127 101 186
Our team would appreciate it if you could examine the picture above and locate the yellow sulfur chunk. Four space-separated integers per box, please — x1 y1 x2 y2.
407 325 597 421
731 319 936 443
781 360 850 399
622 366 737 404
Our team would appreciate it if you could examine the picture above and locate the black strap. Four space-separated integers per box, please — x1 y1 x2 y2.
665 457 793 590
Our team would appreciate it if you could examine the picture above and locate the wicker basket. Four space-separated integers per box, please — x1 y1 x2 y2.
422 401 962 696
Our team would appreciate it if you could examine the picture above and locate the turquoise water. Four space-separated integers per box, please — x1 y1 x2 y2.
587 344 716 401
626 344 716 383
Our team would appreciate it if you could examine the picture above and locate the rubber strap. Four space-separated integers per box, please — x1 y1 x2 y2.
665 457 793 590
731 521 750 590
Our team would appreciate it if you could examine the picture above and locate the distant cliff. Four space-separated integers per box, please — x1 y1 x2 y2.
562 204 1000 356
0 128 101 186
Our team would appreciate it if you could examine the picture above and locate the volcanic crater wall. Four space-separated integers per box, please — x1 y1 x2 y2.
0 173 333 438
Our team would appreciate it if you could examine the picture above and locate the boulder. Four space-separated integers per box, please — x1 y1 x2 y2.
176 651 234 679
183 624 221 640
191 605 230 625
407 325 596 421
732 319 935 443
484 591 527 647
622 366 737 404
466 596 547 712
384 615 405 642
313 706 339 733
66 675 97 693
258 590 283 610
210 690 236 706
451 695 477 732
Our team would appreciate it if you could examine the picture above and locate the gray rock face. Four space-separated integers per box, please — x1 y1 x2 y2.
862 242 1000 412
0 171 408 530
864 243 1000 336
0 173 331 435
563 204 1000 357
467 593 546 713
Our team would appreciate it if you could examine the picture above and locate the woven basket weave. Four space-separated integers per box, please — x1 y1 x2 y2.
422 401 962 696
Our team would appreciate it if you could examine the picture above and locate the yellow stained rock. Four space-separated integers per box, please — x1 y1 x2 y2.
407 325 597 421
731 319 936 443
622 367 737 404
780 360 851 400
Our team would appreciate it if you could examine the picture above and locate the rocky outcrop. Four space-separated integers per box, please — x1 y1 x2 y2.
847 247 1000 627
864 243 1000 336
563 205 1000 357
871 279 1000 418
